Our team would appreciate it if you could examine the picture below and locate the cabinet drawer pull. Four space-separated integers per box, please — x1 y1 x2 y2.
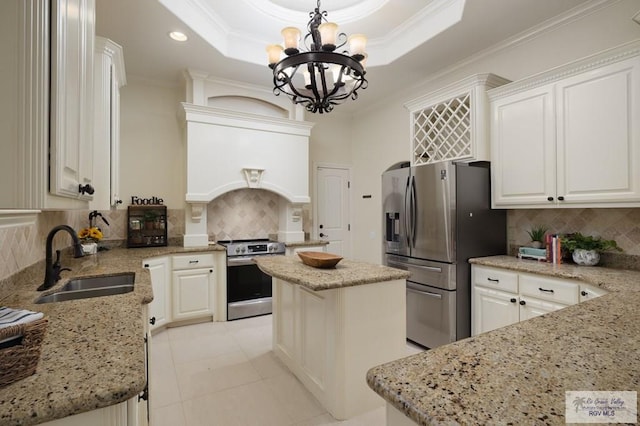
487 278 499 283
510 298 517 303
209 269 213 273
519 300 526 306
558 196 565 201
149 317 156 325
581 290 588 296
144 264 149 268
189 260 199 264
547 196 554 202
538 287 554 293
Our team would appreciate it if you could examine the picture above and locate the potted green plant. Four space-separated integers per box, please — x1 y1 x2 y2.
526 225 548 249
143 210 157 230
562 232 622 266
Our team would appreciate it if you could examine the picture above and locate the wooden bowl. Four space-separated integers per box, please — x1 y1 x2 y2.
297 251 343 269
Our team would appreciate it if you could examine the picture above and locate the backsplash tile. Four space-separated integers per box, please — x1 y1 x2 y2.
0 208 185 281
207 189 280 240
2 205 638 281
508 208 640 268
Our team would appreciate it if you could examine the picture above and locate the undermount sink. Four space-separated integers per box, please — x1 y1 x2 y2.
60 272 135 291
34 273 135 304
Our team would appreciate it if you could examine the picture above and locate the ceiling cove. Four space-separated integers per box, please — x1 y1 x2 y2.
158 0 466 67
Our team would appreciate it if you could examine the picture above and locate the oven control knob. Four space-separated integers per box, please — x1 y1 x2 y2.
235 247 241 254
241 247 246 253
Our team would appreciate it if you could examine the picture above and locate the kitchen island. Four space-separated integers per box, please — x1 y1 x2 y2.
367 256 640 425
255 255 410 420
0 244 224 426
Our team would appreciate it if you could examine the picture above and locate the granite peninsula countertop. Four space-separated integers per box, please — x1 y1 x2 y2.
283 240 329 248
0 244 224 426
255 255 410 291
367 255 640 425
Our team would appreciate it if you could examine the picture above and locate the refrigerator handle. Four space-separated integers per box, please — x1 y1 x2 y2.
410 175 417 247
404 176 411 248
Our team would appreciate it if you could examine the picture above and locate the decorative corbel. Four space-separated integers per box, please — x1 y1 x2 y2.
291 208 302 222
243 168 265 189
190 203 206 222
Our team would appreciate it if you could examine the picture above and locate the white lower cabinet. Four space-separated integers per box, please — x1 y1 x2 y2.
472 265 606 336
40 399 136 426
143 256 170 331
145 251 226 329
171 253 216 321
472 286 519 334
272 277 407 419
580 283 608 302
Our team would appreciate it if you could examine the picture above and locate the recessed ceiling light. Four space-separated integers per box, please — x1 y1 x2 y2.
169 31 188 42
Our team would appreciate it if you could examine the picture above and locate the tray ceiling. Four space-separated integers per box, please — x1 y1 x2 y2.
158 0 466 67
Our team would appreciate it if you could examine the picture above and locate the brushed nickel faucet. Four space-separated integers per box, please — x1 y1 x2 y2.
38 225 84 291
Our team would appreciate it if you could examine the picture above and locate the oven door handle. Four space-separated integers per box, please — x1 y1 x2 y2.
407 287 442 299
227 257 257 266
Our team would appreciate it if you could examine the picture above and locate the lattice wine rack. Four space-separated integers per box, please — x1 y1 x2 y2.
412 93 471 165
406 74 510 166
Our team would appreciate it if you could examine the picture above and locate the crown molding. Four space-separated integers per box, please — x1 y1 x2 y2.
487 38 640 99
356 0 618 117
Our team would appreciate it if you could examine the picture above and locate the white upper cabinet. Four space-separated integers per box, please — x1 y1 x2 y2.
490 41 640 208
405 74 510 165
1 0 97 209
91 37 126 210
50 0 96 201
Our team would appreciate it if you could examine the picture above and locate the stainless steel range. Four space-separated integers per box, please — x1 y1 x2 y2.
218 239 285 320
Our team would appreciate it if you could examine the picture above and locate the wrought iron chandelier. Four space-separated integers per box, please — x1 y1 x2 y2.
266 0 368 114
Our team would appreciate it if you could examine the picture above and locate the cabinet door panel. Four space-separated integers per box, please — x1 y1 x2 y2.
556 57 640 204
172 268 214 321
472 286 519 336
519 297 567 321
273 278 296 360
145 257 170 330
299 287 326 388
491 86 556 207
50 0 95 200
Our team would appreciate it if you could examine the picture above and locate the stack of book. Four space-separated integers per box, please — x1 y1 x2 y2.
545 234 563 264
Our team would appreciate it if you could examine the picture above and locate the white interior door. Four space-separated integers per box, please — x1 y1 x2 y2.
316 166 350 257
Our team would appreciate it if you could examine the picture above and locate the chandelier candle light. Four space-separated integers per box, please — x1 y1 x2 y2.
266 0 368 113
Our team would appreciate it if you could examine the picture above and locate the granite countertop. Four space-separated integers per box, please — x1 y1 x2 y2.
255 255 410 291
0 244 224 426
367 255 640 425
283 240 329 248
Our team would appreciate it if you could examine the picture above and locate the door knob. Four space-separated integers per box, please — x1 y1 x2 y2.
319 233 328 238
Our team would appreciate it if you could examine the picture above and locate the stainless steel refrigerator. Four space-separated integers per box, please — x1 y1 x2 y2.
382 161 506 348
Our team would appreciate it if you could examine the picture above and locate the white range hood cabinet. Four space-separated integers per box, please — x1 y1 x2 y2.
180 75 314 247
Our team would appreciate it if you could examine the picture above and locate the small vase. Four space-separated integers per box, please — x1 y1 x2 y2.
572 249 600 266
81 242 98 255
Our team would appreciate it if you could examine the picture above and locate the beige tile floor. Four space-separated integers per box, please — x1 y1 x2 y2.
150 314 424 426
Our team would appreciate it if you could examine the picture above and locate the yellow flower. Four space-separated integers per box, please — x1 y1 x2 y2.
79 227 103 242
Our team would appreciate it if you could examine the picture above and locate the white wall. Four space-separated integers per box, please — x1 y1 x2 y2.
350 0 640 263
307 113 354 238
119 80 186 209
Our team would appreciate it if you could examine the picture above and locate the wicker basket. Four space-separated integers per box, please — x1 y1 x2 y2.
0 318 47 388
